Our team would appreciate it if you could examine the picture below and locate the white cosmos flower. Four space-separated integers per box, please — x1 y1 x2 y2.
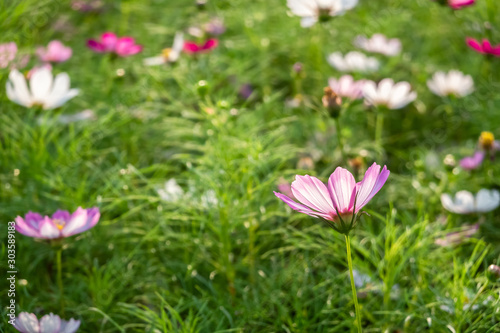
441 189 500 214
354 34 402 56
427 70 474 97
327 51 379 73
157 178 184 202
6 68 79 110
287 0 358 28
363 78 417 109
144 32 184 66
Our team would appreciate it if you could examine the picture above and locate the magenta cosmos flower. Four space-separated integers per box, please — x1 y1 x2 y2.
274 163 389 234
87 32 143 57
37 41 72 63
459 151 484 170
13 312 80 333
15 207 100 239
448 0 475 9
466 38 500 57
183 39 218 54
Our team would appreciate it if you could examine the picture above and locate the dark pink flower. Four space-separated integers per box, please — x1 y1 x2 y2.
87 32 142 57
448 0 475 9
183 39 218 54
466 38 500 56
459 151 484 170
15 207 100 239
37 40 72 63
274 163 389 233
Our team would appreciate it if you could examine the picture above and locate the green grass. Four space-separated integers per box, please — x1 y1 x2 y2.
1 0 500 332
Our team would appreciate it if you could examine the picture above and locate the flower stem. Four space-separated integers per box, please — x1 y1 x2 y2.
345 234 362 333
56 248 64 314
375 110 384 148
335 117 346 162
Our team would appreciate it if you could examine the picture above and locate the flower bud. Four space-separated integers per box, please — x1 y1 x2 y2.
479 131 495 151
322 87 342 118
488 264 500 280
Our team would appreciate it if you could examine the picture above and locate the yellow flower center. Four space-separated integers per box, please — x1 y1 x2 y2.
479 131 495 150
161 48 172 60
53 219 66 230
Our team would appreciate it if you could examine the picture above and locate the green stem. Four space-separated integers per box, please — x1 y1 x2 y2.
335 117 346 162
345 235 362 333
375 110 384 148
56 248 64 314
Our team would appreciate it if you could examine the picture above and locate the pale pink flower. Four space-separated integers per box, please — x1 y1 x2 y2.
328 75 366 99
459 151 484 170
363 78 417 109
87 32 143 57
0 42 17 68
13 312 80 333
354 34 401 56
427 70 474 97
274 163 389 233
37 41 72 63
15 207 100 239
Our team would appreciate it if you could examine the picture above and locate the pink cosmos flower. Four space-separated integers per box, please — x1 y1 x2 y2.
0 42 17 68
183 39 218 54
87 32 143 57
15 207 100 239
274 163 389 233
448 0 475 9
328 75 366 99
37 41 72 63
466 38 500 57
459 151 484 170
13 312 80 333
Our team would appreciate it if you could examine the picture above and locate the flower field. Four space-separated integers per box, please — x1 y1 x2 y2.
1 0 500 332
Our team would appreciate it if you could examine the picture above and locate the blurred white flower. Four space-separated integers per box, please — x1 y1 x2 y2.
327 51 379 72
427 70 474 97
144 32 184 66
6 68 79 110
201 189 218 208
157 179 184 202
363 78 417 109
354 34 401 56
58 110 96 124
287 0 358 28
328 75 366 99
441 189 500 214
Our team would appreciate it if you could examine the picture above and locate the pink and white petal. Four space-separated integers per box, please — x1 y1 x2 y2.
327 167 356 213
39 217 61 239
60 319 81 333
86 207 101 229
274 192 333 220
9 70 32 106
14 312 40 333
362 80 377 103
15 216 41 238
291 175 335 215
355 163 390 211
39 313 61 333
61 207 88 237
101 32 118 51
29 67 53 102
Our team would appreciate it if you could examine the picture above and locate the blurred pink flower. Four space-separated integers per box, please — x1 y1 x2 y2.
87 32 143 57
0 42 17 68
459 151 484 170
466 38 500 56
274 163 389 233
328 75 366 99
435 223 479 247
353 34 401 56
204 18 226 36
14 312 80 333
449 0 475 9
37 40 72 63
183 39 218 54
277 178 295 200
15 207 100 239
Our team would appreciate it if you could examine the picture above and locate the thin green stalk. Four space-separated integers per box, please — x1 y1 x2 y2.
335 117 346 162
375 110 384 148
56 248 64 314
345 235 362 333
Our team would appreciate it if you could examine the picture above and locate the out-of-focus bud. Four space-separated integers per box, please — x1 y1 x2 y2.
348 157 364 174
293 62 303 74
443 154 456 169
196 0 207 9
488 264 500 281
196 80 210 97
322 87 342 118
297 156 314 170
479 131 495 151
